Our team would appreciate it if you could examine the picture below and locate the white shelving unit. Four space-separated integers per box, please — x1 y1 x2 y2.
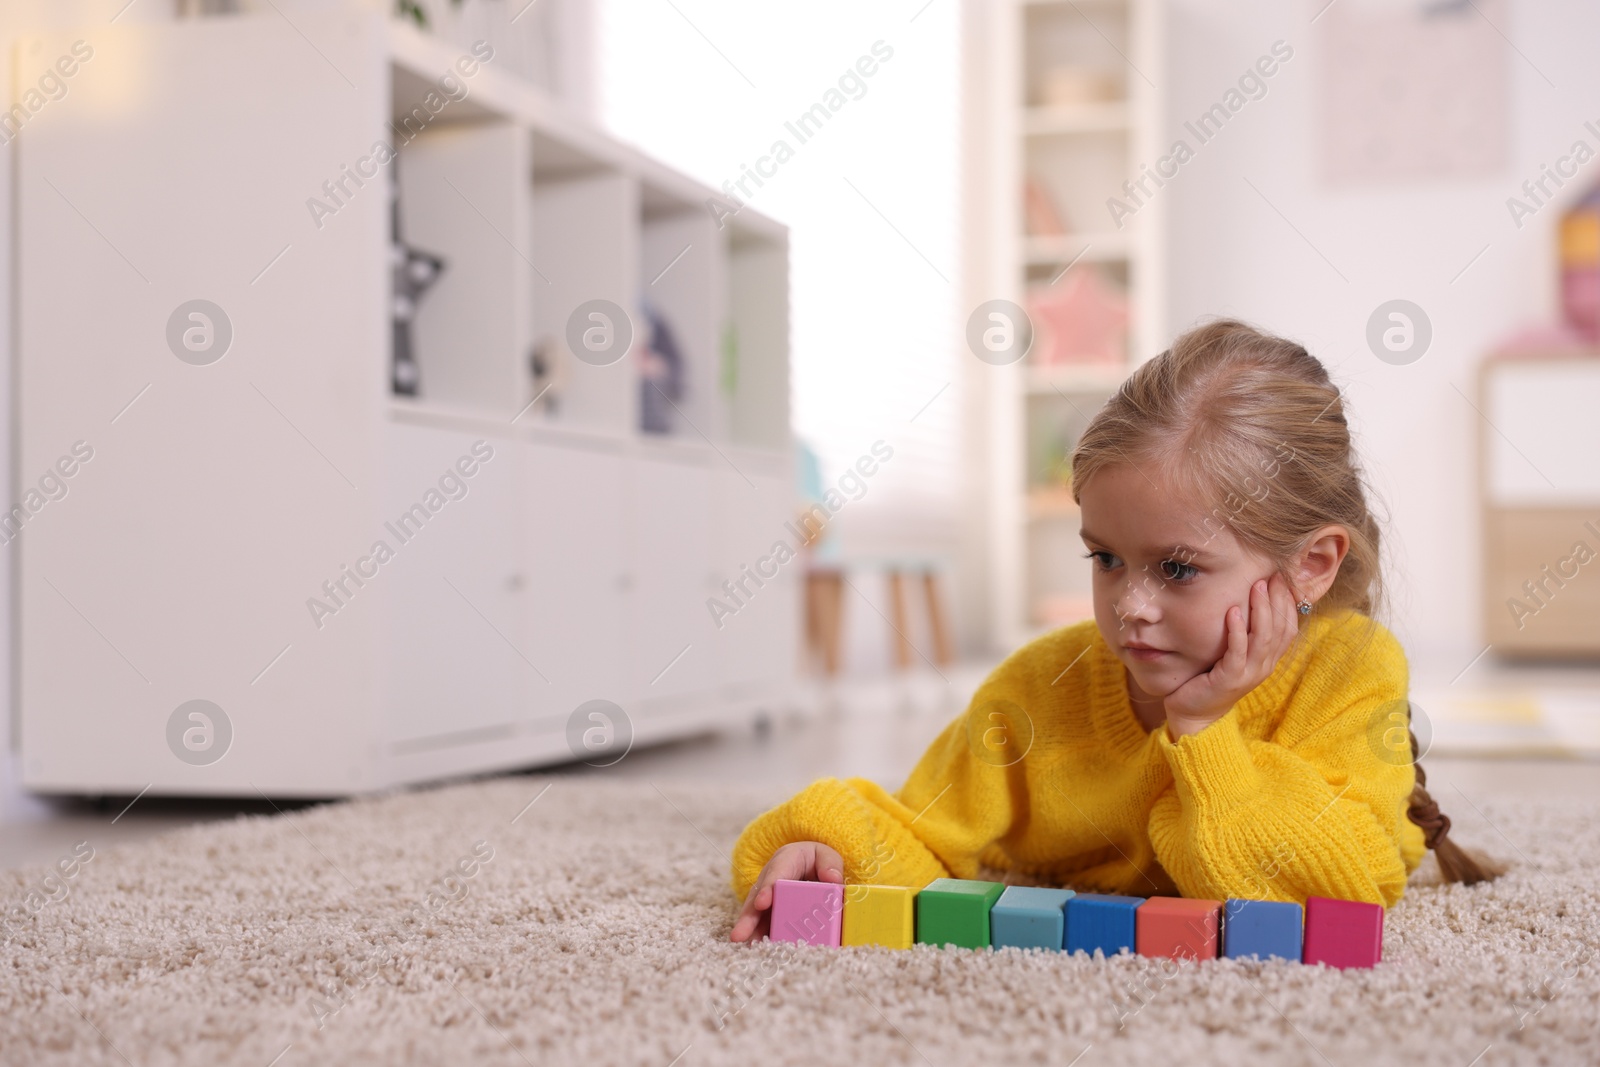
987 0 1166 650
12 11 798 796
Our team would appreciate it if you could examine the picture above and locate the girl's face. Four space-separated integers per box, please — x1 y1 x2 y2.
1077 462 1281 702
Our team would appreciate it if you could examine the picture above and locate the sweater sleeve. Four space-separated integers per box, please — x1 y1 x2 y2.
1146 625 1417 908
729 672 1036 902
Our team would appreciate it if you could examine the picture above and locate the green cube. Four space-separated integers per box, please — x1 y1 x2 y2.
916 878 1005 949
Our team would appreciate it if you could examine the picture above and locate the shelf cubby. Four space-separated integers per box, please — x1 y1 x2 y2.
639 198 721 441
724 224 791 454
396 119 532 418
529 169 638 436
1026 133 1132 236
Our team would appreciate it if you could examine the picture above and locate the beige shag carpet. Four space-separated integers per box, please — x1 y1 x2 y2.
2 776 1597 1067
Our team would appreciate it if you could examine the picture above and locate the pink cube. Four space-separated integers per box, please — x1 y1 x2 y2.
769 879 843 946
1302 896 1383 969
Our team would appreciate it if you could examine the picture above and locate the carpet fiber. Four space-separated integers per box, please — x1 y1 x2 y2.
2 776 1597 1066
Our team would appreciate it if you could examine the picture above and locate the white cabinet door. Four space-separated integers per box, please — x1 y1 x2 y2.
16 14 388 795
708 453 801 695
626 451 719 704
1485 361 1600 505
380 425 531 750
522 440 629 736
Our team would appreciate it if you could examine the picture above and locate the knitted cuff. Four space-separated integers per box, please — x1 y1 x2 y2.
729 778 882 901
1156 705 1265 816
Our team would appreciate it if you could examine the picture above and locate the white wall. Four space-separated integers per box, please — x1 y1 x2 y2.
1161 0 1593 676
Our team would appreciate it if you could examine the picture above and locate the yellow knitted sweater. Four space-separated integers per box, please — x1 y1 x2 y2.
732 609 1426 908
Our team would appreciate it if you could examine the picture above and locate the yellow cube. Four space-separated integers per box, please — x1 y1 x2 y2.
842 884 917 949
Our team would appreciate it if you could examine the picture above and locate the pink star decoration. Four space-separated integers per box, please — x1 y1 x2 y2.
1027 267 1130 366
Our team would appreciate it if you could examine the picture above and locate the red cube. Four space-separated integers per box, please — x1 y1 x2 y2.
1302 896 1383 969
1135 897 1222 961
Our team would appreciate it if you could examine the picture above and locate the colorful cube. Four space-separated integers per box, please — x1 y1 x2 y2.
1223 899 1303 962
769 879 843 946
1302 895 1383 969
1065 893 1143 957
916 878 1005 949
990 886 1075 951
1136 897 1222 961
842 884 917 949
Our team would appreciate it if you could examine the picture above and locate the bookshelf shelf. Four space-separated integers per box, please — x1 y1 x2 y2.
1021 232 1132 266
1022 102 1131 135
988 0 1165 644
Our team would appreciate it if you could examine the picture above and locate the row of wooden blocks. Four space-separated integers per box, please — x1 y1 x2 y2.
768 878 1383 969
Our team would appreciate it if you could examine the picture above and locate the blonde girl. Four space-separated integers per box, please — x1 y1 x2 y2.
730 319 1501 941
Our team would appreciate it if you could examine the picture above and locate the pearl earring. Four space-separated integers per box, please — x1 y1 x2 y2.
1297 598 1313 616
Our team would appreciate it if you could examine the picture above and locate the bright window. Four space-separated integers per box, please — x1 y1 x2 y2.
597 0 962 555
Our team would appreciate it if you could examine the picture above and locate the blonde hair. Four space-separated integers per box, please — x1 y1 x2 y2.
1070 319 1503 887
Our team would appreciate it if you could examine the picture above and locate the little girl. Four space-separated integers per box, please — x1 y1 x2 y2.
730 319 1502 942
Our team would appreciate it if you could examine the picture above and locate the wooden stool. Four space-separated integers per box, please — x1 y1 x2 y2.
805 562 953 675
886 565 954 671
805 568 845 676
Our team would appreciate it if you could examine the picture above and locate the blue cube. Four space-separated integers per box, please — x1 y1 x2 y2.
990 886 1075 951
1223 899 1303 961
1065 893 1143 957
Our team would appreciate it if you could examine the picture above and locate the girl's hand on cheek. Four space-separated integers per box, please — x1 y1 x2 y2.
1164 574 1299 733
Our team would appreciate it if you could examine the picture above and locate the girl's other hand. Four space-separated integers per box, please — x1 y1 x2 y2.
729 841 845 943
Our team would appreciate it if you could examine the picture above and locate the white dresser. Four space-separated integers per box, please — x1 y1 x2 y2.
1480 355 1600 656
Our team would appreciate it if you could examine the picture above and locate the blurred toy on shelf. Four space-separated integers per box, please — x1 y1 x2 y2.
638 301 685 435
1023 419 1082 521
1027 266 1129 367
1024 176 1069 236
1029 426 1072 488
527 334 569 417
1560 184 1600 343
390 170 447 398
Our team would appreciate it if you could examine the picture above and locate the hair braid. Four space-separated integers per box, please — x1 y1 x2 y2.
1408 719 1506 885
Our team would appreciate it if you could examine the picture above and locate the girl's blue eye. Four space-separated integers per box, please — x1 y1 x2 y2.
1159 559 1198 582
1084 551 1119 571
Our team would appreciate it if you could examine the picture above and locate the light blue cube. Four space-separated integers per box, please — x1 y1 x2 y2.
990 886 1076 951
1223 899 1303 961
1065 893 1144 957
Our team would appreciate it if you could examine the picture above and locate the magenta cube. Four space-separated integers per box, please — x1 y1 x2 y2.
769 879 844 946
1302 896 1383 969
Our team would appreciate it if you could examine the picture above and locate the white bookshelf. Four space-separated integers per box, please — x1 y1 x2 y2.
988 0 1166 649
12 11 798 796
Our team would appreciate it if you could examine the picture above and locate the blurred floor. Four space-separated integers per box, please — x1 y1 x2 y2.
4 654 1599 873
